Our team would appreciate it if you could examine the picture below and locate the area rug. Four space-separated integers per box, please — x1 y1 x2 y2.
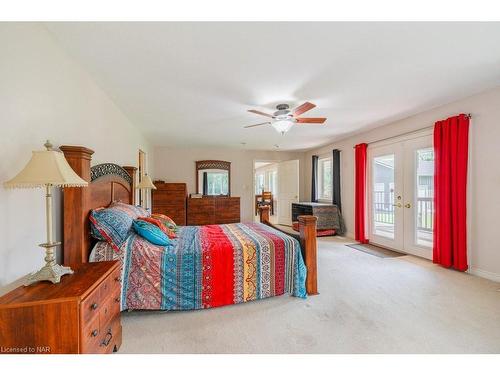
346 243 406 258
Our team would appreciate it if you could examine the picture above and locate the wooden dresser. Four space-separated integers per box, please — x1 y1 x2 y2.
151 181 187 225
0 261 122 354
187 196 240 225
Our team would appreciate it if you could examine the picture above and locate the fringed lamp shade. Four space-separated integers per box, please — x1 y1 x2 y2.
136 174 156 210
4 148 88 188
136 174 156 190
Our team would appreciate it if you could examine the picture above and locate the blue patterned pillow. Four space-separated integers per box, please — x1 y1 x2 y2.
90 207 134 251
132 219 172 246
109 201 150 218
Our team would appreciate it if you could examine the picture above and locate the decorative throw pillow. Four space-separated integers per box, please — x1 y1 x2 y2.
151 213 177 231
132 219 172 246
137 216 177 239
89 207 135 251
109 201 150 218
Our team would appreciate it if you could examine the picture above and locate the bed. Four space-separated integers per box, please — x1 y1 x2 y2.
60 145 318 312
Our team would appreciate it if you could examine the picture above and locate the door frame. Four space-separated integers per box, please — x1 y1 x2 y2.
366 128 434 257
252 159 281 223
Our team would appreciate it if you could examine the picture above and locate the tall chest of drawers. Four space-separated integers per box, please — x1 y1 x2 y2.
151 181 187 225
0 261 122 354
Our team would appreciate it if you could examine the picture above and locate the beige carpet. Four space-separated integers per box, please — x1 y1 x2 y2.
120 237 500 353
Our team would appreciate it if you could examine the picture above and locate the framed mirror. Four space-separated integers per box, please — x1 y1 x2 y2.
196 160 231 196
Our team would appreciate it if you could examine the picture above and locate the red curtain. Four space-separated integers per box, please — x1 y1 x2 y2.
433 114 469 271
355 143 368 244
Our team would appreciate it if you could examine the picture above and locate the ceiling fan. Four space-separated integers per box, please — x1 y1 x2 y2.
245 102 326 134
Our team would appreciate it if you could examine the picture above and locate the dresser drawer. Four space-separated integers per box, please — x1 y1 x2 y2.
81 284 102 323
81 314 101 353
110 267 122 287
98 317 122 354
81 267 120 323
100 290 121 328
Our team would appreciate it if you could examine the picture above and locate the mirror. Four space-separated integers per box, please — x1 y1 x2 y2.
196 160 231 196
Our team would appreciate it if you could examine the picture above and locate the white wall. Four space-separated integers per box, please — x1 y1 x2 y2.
153 147 306 222
305 86 500 280
0 24 151 287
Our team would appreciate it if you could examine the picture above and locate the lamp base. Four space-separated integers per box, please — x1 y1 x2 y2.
24 263 74 286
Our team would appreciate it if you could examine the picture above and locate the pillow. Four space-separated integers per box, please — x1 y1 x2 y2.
90 220 106 241
132 219 172 246
89 241 120 262
109 201 150 218
89 207 135 251
151 213 177 231
137 216 177 239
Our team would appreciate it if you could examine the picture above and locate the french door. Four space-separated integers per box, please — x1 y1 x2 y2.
368 134 434 259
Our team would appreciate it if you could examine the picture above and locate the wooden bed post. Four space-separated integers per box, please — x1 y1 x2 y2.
122 166 137 205
258 206 318 296
60 146 94 265
298 215 318 295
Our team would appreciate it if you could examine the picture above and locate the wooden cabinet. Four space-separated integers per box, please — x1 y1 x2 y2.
151 181 187 225
0 261 122 354
187 196 240 225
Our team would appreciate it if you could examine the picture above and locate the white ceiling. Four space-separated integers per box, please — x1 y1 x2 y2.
45 22 500 151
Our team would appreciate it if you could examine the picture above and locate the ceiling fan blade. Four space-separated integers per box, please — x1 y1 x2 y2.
296 117 327 124
248 109 274 118
244 122 271 128
293 102 316 116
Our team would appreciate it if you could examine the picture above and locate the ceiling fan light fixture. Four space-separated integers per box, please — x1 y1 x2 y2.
272 120 294 134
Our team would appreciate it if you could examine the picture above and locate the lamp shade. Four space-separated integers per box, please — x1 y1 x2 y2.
272 120 294 134
136 174 156 190
4 148 88 189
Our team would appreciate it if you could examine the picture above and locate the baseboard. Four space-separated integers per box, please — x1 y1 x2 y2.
344 232 355 240
469 267 500 283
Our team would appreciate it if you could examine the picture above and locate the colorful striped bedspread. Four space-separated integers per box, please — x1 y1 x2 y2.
118 222 307 311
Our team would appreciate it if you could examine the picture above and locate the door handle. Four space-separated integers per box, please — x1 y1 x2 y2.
405 203 411 208
392 203 402 208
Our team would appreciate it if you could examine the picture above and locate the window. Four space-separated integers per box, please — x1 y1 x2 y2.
318 157 332 201
255 173 265 194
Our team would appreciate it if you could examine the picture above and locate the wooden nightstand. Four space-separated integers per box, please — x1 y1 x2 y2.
0 261 122 354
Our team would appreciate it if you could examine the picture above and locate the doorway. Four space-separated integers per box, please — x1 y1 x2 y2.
253 159 299 226
368 134 434 259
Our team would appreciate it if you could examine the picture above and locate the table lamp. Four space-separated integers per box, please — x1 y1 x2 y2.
3 141 88 285
136 174 156 211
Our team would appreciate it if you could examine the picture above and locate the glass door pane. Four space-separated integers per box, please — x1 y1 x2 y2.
415 148 434 248
372 154 395 239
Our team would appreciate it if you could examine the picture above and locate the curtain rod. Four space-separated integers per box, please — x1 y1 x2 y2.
353 113 472 148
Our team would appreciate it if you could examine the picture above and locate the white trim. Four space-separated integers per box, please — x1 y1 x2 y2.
369 128 433 149
468 267 500 283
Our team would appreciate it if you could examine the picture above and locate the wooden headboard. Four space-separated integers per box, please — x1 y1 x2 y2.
60 146 137 265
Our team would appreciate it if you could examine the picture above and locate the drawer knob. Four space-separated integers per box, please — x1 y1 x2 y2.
115 297 120 303
115 277 122 282
91 303 98 310
91 329 98 337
